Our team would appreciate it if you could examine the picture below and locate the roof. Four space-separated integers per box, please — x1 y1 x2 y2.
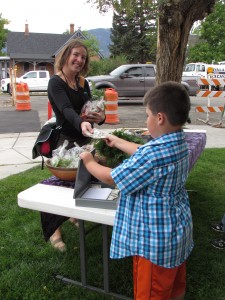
6 32 72 60
6 29 104 60
53 29 88 57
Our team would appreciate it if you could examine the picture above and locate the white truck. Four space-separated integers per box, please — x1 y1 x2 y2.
1 70 50 94
183 62 225 79
183 62 225 91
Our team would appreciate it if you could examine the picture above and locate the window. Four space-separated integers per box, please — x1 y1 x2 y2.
39 72 47 78
196 65 205 72
185 64 195 72
125 67 143 77
145 67 155 77
26 72 37 79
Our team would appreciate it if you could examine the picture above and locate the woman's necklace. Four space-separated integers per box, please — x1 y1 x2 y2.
61 70 78 90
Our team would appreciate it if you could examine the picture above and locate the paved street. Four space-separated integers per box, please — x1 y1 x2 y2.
1 92 225 180
1 93 224 128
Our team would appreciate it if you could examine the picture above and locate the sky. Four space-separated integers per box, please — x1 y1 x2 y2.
1 0 113 34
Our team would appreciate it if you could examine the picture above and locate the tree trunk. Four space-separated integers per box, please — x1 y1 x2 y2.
156 0 216 85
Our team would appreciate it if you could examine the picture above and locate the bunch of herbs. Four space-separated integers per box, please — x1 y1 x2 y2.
94 129 145 168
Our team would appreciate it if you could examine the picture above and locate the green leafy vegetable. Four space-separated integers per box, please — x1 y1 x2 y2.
51 158 73 168
94 129 145 168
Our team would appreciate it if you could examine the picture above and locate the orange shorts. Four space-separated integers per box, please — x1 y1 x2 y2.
133 256 186 300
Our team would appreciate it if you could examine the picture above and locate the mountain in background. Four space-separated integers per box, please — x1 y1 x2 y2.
88 28 111 58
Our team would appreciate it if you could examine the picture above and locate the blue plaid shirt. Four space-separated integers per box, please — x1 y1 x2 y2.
110 130 194 268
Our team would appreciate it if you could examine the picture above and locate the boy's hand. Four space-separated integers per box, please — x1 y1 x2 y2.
105 134 120 148
105 134 139 155
79 152 94 164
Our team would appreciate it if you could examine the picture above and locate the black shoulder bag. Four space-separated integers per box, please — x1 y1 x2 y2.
32 120 62 168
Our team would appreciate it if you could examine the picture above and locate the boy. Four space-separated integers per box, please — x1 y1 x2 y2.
80 81 194 300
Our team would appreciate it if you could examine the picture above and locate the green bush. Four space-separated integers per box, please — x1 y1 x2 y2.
88 55 128 76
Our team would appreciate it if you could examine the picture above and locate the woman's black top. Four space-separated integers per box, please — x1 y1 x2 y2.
48 75 91 143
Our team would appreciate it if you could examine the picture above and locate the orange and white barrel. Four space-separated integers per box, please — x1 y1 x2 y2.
104 88 119 124
15 83 31 111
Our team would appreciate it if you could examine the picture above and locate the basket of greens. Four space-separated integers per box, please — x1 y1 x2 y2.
45 140 94 181
45 160 77 181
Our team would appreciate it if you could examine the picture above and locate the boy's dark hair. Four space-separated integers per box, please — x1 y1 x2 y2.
143 81 191 126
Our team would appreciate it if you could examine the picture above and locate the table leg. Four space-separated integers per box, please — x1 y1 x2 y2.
79 219 87 286
55 220 132 300
102 224 109 292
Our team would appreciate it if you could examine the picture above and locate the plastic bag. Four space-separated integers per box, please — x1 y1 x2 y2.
49 140 94 168
81 99 105 117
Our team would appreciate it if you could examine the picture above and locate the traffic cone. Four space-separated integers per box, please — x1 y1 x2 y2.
15 83 31 111
104 88 119 124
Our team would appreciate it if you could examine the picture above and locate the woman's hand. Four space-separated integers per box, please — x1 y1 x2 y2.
82 107 105 124
80 121 94 137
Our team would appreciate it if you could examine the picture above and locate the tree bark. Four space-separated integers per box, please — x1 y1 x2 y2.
156 0 216 85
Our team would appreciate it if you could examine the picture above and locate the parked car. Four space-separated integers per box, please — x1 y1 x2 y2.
1 70 50 94
87 64 199 97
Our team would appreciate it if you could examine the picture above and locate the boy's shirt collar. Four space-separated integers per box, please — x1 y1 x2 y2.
144 130 185 146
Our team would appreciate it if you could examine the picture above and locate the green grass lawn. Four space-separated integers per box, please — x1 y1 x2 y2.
0 148 225 299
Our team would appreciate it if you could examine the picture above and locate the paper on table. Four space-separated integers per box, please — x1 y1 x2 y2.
82 188 112 200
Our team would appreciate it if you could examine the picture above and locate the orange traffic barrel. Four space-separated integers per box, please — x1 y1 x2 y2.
15 83 31 111
104 88 119 124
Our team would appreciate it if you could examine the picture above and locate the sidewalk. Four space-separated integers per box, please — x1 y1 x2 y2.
0 124 225 180
0 132 41 180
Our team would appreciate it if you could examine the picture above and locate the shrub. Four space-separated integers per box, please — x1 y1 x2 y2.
88 55 128 76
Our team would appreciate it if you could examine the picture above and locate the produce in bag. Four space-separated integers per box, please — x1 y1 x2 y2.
49 140 94 168
81 99 105 118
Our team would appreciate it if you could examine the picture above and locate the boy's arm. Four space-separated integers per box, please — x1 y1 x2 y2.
106 134 140 155
80 152 115 186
